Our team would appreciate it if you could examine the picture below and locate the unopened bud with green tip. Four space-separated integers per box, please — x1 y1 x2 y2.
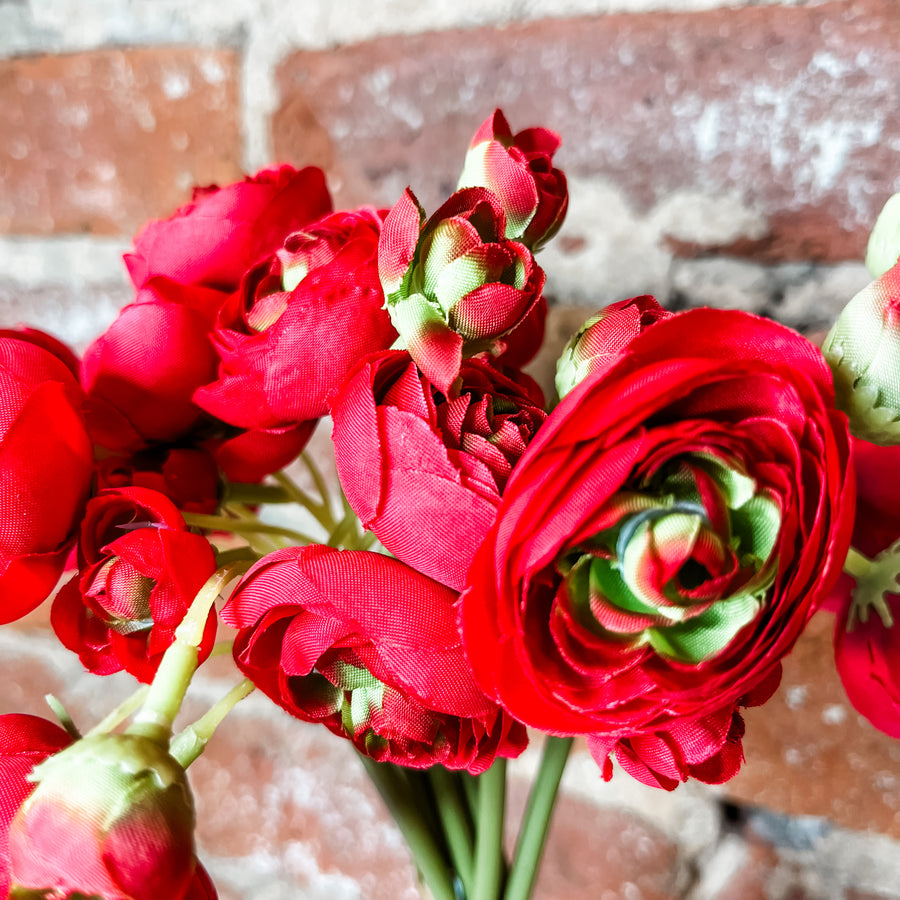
866 192 900 278
556 296 672 399
822 262 900 445
8 732 197 900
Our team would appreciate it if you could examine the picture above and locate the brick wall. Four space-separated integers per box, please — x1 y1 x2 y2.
2 1 900 897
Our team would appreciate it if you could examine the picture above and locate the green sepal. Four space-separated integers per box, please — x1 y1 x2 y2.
867 192 900 278
824 340 900 445
846 539 900 631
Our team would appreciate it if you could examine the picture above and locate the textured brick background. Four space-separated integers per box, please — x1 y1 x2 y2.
3 0 900 897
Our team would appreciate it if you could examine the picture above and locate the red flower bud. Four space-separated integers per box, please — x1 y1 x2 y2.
51 487 217 683
458 109 568 251
8 732 201 900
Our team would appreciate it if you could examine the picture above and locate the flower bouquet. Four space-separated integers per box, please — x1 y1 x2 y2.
1 107 899 900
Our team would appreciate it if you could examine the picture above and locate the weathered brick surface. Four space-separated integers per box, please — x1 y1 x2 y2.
507 778 685 899
274 0 899 264
726 611 900 839
0 48 243 235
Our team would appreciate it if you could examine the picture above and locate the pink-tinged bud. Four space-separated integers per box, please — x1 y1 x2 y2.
378 186 545 393
823 262 900 445
555 296 672 399
867 193 900 278
457 109 568 250
8 732 197 900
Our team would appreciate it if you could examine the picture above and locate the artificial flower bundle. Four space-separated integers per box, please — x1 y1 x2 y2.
1 107 899 900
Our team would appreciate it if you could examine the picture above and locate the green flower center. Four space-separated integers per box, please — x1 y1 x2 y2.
560 452 781 664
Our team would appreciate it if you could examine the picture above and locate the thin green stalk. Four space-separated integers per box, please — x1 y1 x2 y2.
359 756 456 900
169 678 255 768
210 640 234 658
223 482 292 505
127 563 250 746
214 545 262 566
473 758 507 900
85 685 150 737
429 766 475 895
502 737 573 900
301 450 333 510
460 771 480 823
44 695 81 741
183 512 319 546
273 470 336 532
327 511 358 549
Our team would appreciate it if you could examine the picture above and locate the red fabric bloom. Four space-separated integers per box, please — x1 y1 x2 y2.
0 336 94 624
8 731 213 900
0 714 71 898
556 295 673 399
194 207 396 430
379 187 545 394
51 487 217 683
124 165 332 293
830 438 900 737
331 351 547 591
221 546 527 772
458 108 568 250
492 294 547 370
460 309 853 788
81 277 223 450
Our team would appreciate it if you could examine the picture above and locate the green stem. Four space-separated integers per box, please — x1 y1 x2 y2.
461 771 480 823
169 678 255 768
210 640 234 658
429 766 475 896
85 685 150 737
126 563 250 746
214 546 262 566
301 450 333 510
272 470 336 532
359 756 456 900
844 546 872 581
44 695 81 741
473 758 507 900
183 512 319 546
327 510 358 549
223 482 293 505
502 737 573 900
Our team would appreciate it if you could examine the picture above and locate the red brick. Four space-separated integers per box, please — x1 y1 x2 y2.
274 0 900 264
726 612 900 838
0 48 243 236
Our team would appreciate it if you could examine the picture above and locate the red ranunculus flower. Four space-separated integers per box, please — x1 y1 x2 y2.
555 295 673 399
82 275 319 483
8 731 214 900
460 309 853 789
829 438 900 738
0 335 94 624
0 714 71 898
379 187 545 394
82 277 224 450
457 108 568 251
194 207 396 430
221 546 528 772
51 487 217 683
331 351 547 591
124 165 332 293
